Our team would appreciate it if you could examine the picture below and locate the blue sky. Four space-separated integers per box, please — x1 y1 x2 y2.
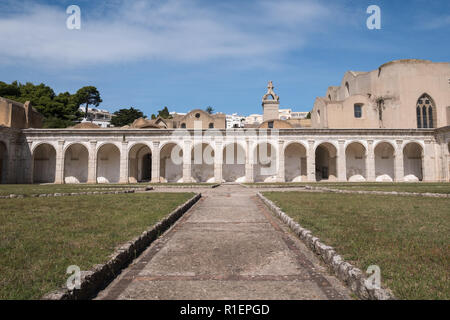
0 0 449 116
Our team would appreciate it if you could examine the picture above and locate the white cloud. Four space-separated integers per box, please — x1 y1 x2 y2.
0 0 338 68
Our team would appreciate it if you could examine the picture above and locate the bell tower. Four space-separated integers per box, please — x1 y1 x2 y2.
262 81 280 121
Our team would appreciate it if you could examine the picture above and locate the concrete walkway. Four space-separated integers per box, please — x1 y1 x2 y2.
96 185 351 300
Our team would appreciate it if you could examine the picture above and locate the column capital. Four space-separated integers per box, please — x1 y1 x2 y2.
396 139 403 146
338 140 345 145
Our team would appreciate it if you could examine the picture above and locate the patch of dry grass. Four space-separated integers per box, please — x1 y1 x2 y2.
263 191 450 300
0 192 194 299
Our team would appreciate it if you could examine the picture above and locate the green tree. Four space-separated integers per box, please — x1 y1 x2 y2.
0 81 83 128
110 107 145 127
306 112 311 119
151 106 172 119
205 106 214 114
75 86 102 119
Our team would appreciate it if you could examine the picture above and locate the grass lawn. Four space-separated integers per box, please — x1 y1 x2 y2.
263 191 449 300
0 192 194 299
0 183 217 196
0 184 148 196
246 182 450 194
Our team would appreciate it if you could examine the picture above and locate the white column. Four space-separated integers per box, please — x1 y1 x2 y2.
337 140 346 182
214 141 223 183
307 140 316 182
54 140 65 184
277 140 285 182
394 140 404 182
245 138 254 183
422 140 435 182
151 141 161 183
119 141 129 183
183 140 192 183
366 140 375 181
87 141 97 184
26 141 34 184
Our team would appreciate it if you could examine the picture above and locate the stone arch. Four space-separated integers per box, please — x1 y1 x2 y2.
222 142 246 182
160 142 183 183
33 143 56 183
191 143 215 182
0 141 7 184
284 142 306 182
253 142 277 182
315 142 337 181
64 143 89 184
129 143 152 183
374 142 395 182
96 143 120 183
403 142 423 181
345 142 366 181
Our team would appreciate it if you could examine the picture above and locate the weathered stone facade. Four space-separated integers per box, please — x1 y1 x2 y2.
0 126 449 184
1 59 449 185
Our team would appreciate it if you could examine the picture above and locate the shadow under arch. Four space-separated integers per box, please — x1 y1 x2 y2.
33 143 56 183
64 143 89 184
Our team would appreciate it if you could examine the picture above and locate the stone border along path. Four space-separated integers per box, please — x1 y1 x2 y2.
42 193 201 300
241 184 450 198
0 187 152 199
257 193 395 300
0 183 222 199
95 184 351 300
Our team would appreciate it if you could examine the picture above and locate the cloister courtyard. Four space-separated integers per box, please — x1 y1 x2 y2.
0 182 448 300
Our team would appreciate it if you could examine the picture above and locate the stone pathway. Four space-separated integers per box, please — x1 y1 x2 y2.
96 184 351 300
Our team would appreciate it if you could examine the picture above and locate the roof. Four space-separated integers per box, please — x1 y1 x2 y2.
70 122 101 129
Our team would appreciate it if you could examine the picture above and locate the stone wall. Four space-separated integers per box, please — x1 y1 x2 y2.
0 127 448 184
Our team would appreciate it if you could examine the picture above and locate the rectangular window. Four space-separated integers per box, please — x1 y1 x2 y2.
354 104 362 118
268 121 274 128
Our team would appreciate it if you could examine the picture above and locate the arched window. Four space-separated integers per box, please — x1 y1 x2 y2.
345 82 350 97
416 94 436 128
181 123 186 128
209 123 214 129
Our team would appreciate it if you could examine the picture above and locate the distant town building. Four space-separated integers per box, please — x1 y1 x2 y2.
80 107 113 128
244 114 263 126
226 113 245 128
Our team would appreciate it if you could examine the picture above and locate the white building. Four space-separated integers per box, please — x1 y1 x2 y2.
244 114 263 125
291 111 309 119
80 107 113 128
226 113 246 128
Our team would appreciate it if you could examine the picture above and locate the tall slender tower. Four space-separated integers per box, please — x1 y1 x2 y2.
262 81 280 122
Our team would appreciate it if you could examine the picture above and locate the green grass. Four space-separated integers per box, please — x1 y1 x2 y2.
0 192 194 299
0 183 216 196
246 182 450 194
263 191 450 300
0 184 147 196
